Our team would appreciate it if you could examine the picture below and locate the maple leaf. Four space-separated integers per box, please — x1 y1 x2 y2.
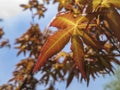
33 12 102 79
102 0 120 9
33 29 71 72
88 0 120 12
104 7 120 42
71 34 86 79
53 0 72 11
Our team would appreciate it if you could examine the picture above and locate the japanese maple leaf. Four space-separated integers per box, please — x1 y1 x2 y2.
104 7 120 42
33 12 101 79
91 0 120 9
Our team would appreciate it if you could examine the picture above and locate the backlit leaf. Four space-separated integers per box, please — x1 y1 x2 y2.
71 34 86 79
50 12 81 29
66 65 75 88
104 8 120 42
33 12 89 73
89 0 120 12
103 0 120 9
33 29 70 72
77 30 101 49
33 11 105 83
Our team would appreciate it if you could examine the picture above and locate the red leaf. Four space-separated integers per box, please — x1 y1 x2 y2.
33 29 70 72
105 8 120 42
71 35 86 79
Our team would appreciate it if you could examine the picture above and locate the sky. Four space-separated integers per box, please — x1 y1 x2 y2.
0 0 114 90
0 0 28 19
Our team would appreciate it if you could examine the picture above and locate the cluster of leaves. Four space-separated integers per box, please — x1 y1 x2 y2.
15 24 48 58
53 0 88 14
1 0 120 90
9 58 37 90
20 0 47 18
0 23 52 90
0 58 37 90
0 84 13 90
33 0 120 87
0 28 10 48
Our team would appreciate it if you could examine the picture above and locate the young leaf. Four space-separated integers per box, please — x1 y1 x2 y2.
71 34 86 79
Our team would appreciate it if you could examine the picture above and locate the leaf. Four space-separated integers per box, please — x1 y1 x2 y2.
71 34 86 79
33 12 88 72
103 0 120 9
0 28 4 39
99 57 112 70
50 12 77 29
50 12 89 29
54 51 68 62
89 0 120 12
77 30 101 49
33 11 104 74
20 4 32 10
33 29 70 72
104 8 120 42
55 0 71 11
91 0 102 10
66 65 75 88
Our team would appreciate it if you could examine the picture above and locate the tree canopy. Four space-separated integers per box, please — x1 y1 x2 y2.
0 0 120 90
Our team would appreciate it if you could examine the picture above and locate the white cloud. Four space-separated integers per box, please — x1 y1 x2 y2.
0 0 28 19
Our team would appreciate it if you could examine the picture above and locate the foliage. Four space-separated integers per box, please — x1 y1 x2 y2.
104 67 120 90
0 0 120 90
0 27 10 48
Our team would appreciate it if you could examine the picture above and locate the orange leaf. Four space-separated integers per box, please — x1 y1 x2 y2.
71 34 86 79
33 12 101 73
50 12 87 29
33 29 70 72
33 12 86 72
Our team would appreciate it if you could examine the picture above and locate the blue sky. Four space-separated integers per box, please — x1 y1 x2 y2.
0 1 114 90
